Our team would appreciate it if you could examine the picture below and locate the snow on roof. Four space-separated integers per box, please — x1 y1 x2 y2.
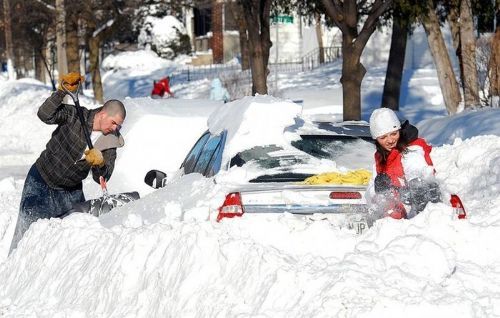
207 95 302 166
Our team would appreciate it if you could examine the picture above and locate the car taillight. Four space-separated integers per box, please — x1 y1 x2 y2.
329 192 362 200
450 194 467 219
217 192 244 222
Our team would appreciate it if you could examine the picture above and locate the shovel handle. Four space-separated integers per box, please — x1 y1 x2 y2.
61 80 80 103
61 80 94 150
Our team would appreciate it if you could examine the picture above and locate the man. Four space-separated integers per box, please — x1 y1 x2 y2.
9 73 126 252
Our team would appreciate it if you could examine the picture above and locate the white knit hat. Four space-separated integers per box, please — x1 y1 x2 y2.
369 108 401 139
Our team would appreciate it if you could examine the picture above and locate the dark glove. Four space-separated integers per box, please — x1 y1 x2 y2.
58 72 84 92
374 173 393 193
85 148 105 167
407 178 442 213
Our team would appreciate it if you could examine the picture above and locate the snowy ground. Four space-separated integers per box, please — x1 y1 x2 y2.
0 50 500 317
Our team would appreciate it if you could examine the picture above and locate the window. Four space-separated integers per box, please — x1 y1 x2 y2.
193 133 224 176
182 132 210 174
194 7 212 36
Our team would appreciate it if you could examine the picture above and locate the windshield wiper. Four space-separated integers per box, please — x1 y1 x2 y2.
249 173 314 183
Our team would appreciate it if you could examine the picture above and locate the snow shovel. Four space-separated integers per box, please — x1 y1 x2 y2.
60 80 140 217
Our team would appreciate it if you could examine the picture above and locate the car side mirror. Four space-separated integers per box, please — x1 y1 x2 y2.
144 170 167 189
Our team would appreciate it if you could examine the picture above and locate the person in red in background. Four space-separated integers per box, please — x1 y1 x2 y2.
366 108 441 220
151 76 174 99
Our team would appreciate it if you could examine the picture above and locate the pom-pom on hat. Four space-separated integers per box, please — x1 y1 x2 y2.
369 108 401 139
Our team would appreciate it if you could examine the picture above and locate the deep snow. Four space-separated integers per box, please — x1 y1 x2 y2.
0 44 499 317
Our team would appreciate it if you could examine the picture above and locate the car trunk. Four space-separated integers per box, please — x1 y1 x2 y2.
237 182 368 214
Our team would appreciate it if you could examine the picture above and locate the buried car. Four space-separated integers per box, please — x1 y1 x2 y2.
144 96 376 234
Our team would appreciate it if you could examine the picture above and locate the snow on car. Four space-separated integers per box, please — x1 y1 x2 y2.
139 95 376 233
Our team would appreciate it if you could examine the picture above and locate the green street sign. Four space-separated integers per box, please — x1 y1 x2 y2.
271 15 294 24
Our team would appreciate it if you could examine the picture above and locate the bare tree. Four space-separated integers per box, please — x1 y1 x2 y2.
238 0 272 95
459 0 480 107
65 13 80 73
228 2 250 70
421 0 461 114
56 0 68 77
3 0 16 79
321 0 392 120
315 13 325 64
381 19 409 111
490 23 500 106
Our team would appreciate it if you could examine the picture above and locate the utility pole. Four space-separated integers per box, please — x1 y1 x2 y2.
3 0 16 80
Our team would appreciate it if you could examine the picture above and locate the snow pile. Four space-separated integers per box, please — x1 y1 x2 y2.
102 50 173 71
418 107 500 146
208 95 302 164
2 130 500 316
2 49 500 316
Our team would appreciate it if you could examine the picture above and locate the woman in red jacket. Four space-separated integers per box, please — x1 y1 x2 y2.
367 108 441 219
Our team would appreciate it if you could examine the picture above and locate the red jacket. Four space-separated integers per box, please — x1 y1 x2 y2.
151 78 173 97
374 138 434 219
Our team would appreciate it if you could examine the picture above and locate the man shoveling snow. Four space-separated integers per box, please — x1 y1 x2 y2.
9 73 126 252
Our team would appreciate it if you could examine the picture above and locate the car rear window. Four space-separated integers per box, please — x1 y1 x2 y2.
230 135 375 172
293 135 375 171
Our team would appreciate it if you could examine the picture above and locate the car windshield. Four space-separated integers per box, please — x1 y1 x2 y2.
230 135 375 178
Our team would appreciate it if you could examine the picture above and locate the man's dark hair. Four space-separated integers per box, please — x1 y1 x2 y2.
103 100 126 119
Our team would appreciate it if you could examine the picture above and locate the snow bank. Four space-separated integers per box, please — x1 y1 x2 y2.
418 108 500 146
2 115 500 317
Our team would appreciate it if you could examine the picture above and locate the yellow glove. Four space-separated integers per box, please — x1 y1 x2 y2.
58 72 84 92
84 148 105 167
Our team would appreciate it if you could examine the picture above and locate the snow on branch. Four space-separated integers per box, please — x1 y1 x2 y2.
34 0 55 11
92 19 115 38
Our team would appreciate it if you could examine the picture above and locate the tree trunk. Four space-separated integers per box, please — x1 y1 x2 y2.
56 0 68 77
490 26 500 103
315 13 325 64
35 49 46 82
3 0 16 80
241 0 272 95
459 0 480 107
381 19 408 111
447 1 465 90
89 36 103 102
341 44 365 120
322 0 392 120
66 17 80 73
421 0 461 114
234 3 250 70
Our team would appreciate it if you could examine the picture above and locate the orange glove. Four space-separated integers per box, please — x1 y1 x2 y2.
84 148 105 167
58 72 84 92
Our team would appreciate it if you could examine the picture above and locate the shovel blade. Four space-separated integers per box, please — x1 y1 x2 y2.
65 191 140 217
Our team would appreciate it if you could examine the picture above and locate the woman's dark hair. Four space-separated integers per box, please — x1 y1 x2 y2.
376 120 418 166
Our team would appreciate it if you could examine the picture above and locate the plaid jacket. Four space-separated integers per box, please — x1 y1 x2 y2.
35 91 122 189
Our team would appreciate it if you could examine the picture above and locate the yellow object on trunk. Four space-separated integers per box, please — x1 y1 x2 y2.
301 169 372 185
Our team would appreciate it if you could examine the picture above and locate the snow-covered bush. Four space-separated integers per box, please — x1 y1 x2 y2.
101 50 172 71
138 15 191 59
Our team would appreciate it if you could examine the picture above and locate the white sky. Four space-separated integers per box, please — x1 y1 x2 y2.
0 38 500 317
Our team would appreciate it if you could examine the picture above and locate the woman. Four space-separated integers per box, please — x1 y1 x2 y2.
367 108 441 219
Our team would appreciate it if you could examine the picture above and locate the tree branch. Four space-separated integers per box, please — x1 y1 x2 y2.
356 0 392 49
33 0 55 11
322 0 347 34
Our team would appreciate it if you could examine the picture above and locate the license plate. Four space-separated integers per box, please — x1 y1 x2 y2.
346 216 369 234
